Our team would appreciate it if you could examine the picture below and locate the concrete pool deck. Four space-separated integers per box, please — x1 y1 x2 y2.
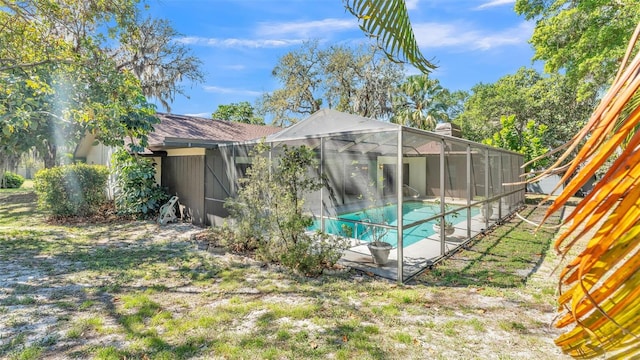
337 211 508 281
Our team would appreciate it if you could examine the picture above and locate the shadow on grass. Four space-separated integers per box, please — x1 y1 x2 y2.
0 230 222 359
0 191 404 359
0 190 570 359
0 192 37 204
0 193 39 226
414 204 563 288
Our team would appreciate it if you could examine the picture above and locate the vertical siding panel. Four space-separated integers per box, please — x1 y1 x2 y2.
161 155 205 226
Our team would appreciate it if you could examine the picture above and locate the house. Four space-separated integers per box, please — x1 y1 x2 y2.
74 113 281 225
76 109 526 282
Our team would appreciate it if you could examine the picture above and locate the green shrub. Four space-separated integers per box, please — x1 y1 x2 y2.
1 171 25 188
34 164 109 216
226 143 348 275
276 232 347 275
211 223 258 253
111 149 168 216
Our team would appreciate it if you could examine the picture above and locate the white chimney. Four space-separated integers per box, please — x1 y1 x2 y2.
434 122 461 137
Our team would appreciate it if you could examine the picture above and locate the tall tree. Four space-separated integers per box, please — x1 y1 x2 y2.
456 68 596 154
391 74 448 131
212 102 265 125
259 41 324 126
345 1 640 355
349 50 403 119
515 0 640 99
114 17 203 112
529 23 640 358
457 68 543 143
0 0 200 171
440 89 468 124
260 42 403 126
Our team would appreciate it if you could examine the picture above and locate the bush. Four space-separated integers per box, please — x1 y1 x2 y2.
34 164 109 216
226 143 348 275
111 149 168 216
276 232 347 275
1 171 25 189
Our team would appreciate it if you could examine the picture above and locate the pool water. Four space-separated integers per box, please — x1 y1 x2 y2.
311 201 479 248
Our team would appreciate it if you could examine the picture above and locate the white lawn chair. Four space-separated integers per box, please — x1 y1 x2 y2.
158 196 179 225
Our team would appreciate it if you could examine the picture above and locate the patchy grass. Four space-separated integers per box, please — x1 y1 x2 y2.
418 205 562 288
0 191 574 359
0 191 41 227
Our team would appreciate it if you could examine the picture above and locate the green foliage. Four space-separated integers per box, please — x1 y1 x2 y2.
224 143 274 250
515 0 640 99
111 149 168 216
1 171 24 189
344 0 436 74
456 68 596 156
391 75 453 131
273 231 346 275
212 102 264 125
33 164 109 216
226 143 348 274
0 0 200 169
483 115 550 170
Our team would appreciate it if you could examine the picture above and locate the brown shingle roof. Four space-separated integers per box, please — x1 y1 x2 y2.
148 113 281 149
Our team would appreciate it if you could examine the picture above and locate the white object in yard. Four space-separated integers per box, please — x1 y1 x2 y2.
158 196 179 225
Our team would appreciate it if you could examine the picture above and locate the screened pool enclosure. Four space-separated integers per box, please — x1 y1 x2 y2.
206 109 526 282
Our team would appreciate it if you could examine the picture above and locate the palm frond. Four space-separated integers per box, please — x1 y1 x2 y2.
344 0 436 74
532 22 640 358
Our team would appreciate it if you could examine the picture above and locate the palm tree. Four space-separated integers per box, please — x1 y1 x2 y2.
524 22 640 358
391 74 447 130
344 0 436 74
344 0 640 357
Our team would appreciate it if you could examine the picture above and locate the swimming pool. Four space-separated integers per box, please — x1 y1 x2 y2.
311 201 479 248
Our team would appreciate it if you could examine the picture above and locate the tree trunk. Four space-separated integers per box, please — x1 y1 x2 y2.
0 155 6 188
43 143 57 169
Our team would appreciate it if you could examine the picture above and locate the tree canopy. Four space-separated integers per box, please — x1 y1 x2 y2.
0 0 201 174
483 115 550 170
259 41 404 126
212 102 265 125
115 17 203 112
515 0 640 99
391 75 453 131
455 68 597 156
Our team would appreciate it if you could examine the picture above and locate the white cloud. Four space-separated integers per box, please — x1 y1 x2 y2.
405 0 420 10
413 21 533 51
177 36 304 48
257 18 357 37
184 112 211 118
177 18 356 49
475 0 515 10
203 85 262 96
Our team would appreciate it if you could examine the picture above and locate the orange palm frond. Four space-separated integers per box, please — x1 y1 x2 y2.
532 21 640 358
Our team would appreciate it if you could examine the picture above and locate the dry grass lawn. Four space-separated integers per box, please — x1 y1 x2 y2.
0 189 579 359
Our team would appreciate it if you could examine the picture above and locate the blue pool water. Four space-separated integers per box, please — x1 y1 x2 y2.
310 201 479 248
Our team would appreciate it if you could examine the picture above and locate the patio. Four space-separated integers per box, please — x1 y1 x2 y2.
207 109 526 282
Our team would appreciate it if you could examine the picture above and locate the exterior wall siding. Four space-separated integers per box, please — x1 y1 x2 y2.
162 155 205 226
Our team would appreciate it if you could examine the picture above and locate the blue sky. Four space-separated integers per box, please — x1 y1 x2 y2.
146 0 538 118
